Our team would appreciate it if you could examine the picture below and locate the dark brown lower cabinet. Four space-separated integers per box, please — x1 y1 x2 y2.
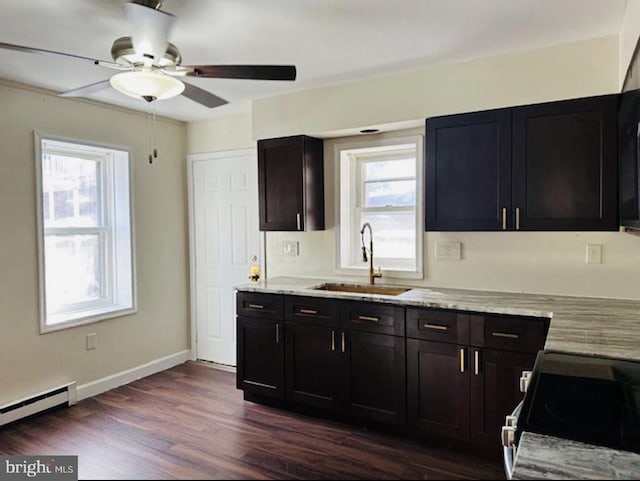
469 348 535 447
236 316 285 399
407 339 469 440
344 330 405 425
285 322 341 410
407 340 537 450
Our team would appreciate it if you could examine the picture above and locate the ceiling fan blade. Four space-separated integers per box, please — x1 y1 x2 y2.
181 81 228 108
183 65 297 81
59 79 112 98
125 2 175 65
0 41 123 69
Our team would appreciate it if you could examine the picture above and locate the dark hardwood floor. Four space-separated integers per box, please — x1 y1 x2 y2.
0 362 505 480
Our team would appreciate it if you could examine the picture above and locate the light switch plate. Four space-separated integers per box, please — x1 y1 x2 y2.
586 244 602 264
282 240 299 256
86 333 97 350
435 241 461 260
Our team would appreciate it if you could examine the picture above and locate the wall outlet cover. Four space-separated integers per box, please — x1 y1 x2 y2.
86 333 97 350
586 244 602 264
435 241 462 260
282 240 299 256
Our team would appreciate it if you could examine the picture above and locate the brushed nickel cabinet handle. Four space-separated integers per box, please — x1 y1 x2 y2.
516 207 520 230
275 323 280 344
341 331 346 353
492 332 520 339
357 315 379 322
299 308 317 315
248 303 264 309
296 212 301 231
423 323 448 331
474 350 479 376
331 330 335 352
502 207 507 230
460 348 465 373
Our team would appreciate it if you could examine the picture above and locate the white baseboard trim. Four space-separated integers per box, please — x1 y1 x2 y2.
76 349 191 401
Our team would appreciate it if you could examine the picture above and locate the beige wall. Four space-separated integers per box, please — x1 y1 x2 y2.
257 35 640 300
0 81 189 405
187 113 254 154
619 0 640 88
253 35 618 139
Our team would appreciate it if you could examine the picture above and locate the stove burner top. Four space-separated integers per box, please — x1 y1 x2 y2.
517 352 640 453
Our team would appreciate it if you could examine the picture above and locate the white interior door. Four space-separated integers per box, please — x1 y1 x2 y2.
189 149 260 366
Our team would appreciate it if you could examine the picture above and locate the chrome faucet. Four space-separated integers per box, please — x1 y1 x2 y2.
360 222 382 285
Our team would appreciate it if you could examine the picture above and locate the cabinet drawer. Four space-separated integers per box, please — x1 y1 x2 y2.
236 292 283 320
340 301 405 336
285 296 339 327
469 314 549 353
407 308 469 344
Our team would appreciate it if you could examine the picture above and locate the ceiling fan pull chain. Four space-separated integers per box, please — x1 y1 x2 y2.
152 105 158 160
147 107 153 164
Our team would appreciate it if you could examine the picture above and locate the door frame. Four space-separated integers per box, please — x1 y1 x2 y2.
186 148 264 362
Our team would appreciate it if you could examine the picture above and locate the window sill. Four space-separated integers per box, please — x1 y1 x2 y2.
41 305 137 334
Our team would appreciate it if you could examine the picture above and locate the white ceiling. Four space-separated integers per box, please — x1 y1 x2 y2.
0 0 627 122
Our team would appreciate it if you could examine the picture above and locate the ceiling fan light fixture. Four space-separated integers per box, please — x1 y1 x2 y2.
109 70 185 100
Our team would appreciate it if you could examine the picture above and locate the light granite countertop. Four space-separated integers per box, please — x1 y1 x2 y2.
236 276 640 361
237 276 640 480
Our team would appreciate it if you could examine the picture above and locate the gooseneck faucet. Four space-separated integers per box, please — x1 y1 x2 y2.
360 222 382 285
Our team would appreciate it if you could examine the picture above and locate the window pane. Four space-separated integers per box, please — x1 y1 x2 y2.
42 154 100 227
364 179 416 207
363 158 415 181
360 212 415 259
45 234 102 314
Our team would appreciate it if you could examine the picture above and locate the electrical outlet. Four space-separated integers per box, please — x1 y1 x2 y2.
435 241 461 260
282 240 299 256
86 333 97 350
586 244 602 264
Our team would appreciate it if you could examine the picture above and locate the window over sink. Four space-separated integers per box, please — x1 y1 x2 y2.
335 135 423 278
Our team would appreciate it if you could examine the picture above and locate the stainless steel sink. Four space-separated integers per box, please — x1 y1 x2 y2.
311 282 411 296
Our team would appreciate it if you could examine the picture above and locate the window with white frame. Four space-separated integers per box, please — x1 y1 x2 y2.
337 135 423 278
35 135 135 332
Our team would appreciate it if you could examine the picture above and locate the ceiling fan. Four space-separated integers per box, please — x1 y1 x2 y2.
0 0 296 109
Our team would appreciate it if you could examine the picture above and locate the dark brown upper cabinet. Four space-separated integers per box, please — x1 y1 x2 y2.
258 135 325 231
426 94 619 231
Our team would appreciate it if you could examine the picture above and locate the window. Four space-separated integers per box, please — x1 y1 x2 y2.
35 134 135 332
336 135 423 278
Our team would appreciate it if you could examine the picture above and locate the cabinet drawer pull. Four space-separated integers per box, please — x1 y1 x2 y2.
357 315 379 322
341 331 346 353
248 303 264 309
275 323 280 344
516 207 520 230
492 332 520 339
299 308 317 315
423 323 448 331
460 348 465 373
474 350 479 376
296 212 301 231
502 207 507 230
331 330 335 352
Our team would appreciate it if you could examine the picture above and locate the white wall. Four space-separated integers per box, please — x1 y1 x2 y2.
255 35 640 300
619 0 640 88
253 35 618 139
0 80 189 405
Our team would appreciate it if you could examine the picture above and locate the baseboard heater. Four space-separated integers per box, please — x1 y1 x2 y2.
0 382 77 427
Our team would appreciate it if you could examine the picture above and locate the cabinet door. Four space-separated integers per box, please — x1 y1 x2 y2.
343 330 406 425
407 339 469 440
469 348 535 449
426 109 512 231
258 136 304 231
285 322 341 410
236 316 284 399
512 95 618 231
